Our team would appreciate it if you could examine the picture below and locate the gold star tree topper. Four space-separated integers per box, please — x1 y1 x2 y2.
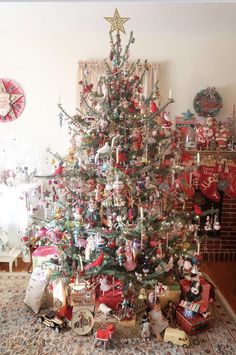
104 8 129 34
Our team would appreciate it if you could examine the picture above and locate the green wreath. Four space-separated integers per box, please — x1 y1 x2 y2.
193 87 223 117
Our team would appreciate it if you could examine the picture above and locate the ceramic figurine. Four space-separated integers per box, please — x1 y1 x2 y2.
148 301 169 342
140 313 151 341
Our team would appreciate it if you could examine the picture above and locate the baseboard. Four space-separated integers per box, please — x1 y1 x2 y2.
203 272 236 323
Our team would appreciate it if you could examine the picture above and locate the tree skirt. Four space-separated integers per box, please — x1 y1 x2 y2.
0 273 236 355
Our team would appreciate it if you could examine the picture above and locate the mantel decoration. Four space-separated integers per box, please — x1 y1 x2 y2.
193 87 223 117
0 78 25 122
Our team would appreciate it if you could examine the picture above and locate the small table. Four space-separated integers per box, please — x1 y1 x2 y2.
0 247 22 272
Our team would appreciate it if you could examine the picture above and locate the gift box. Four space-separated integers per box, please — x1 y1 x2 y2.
159 289 181 309
98 289 123 310
41 285 54 309
179 277 211 306
93 312 140 340
32 246 59 269
68 289 96 307
176 306 212 335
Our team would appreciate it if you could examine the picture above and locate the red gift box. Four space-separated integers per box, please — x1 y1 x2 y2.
176 306 213 335
98 289 123 310
179 277 211 306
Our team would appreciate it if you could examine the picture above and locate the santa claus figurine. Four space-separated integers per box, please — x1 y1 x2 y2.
196 124 207 150
215 122 229 149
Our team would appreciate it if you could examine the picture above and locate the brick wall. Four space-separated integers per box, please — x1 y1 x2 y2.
200 195 236 262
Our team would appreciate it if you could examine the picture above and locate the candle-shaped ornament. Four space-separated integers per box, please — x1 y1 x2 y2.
197 241 200 255
197 152 200 165
168 89 172 99
116 147 119 164
79 255 84 271
140 206 144 219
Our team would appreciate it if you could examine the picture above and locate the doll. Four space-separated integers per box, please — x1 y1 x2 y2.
148 301 169 342
164 301 176 328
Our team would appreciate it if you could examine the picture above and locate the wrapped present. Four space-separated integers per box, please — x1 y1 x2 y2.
32 246 59 269
98 289 123 310
41 285 54 309
93 312 139 340
67 289 96 307
176 306 212 335
159 290 181 309
179 277 211 306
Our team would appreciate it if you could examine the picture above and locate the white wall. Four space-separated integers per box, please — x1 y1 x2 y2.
1 1 236 172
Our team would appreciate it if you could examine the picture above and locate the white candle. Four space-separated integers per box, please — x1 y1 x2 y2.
116 147 119 164
197 242 200 255
168 89 172 99
140 206 144 219
79 255 84 271
166 232 169 249
197 152 200 165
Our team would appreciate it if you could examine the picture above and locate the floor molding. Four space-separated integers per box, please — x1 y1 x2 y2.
204 272 236 323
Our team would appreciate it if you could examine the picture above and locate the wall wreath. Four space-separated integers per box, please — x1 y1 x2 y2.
193 87 223 117
0 79 25 122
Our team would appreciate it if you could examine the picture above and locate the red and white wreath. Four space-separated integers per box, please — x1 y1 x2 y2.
0 78 25 122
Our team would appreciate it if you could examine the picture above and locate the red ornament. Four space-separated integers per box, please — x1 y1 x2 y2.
54 165 64 175
84 252 105 271
149 240 158 248
151 100 157 113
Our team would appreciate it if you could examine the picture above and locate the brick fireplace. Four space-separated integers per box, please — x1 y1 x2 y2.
185 195 236 261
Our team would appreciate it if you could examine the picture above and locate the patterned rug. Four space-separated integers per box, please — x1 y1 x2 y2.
0 272 236 355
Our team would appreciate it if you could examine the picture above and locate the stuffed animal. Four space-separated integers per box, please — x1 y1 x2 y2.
186 281 202 302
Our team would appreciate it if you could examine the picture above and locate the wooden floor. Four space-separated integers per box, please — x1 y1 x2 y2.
201 261 236 316
0 258 31 273
0 258 235 316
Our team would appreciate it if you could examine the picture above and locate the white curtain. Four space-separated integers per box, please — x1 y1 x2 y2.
76 60 159 109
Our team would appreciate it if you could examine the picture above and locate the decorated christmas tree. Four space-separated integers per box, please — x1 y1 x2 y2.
32 9 199 295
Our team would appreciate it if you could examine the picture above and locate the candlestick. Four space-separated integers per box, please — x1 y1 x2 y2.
185 134 189 147
197 152 200 165
197 241 200 255
168 89 172 99
116 147 119 164
140 206 144 219
79 255 84 271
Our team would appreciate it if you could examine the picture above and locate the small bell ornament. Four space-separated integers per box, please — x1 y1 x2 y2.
138 287 147 300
